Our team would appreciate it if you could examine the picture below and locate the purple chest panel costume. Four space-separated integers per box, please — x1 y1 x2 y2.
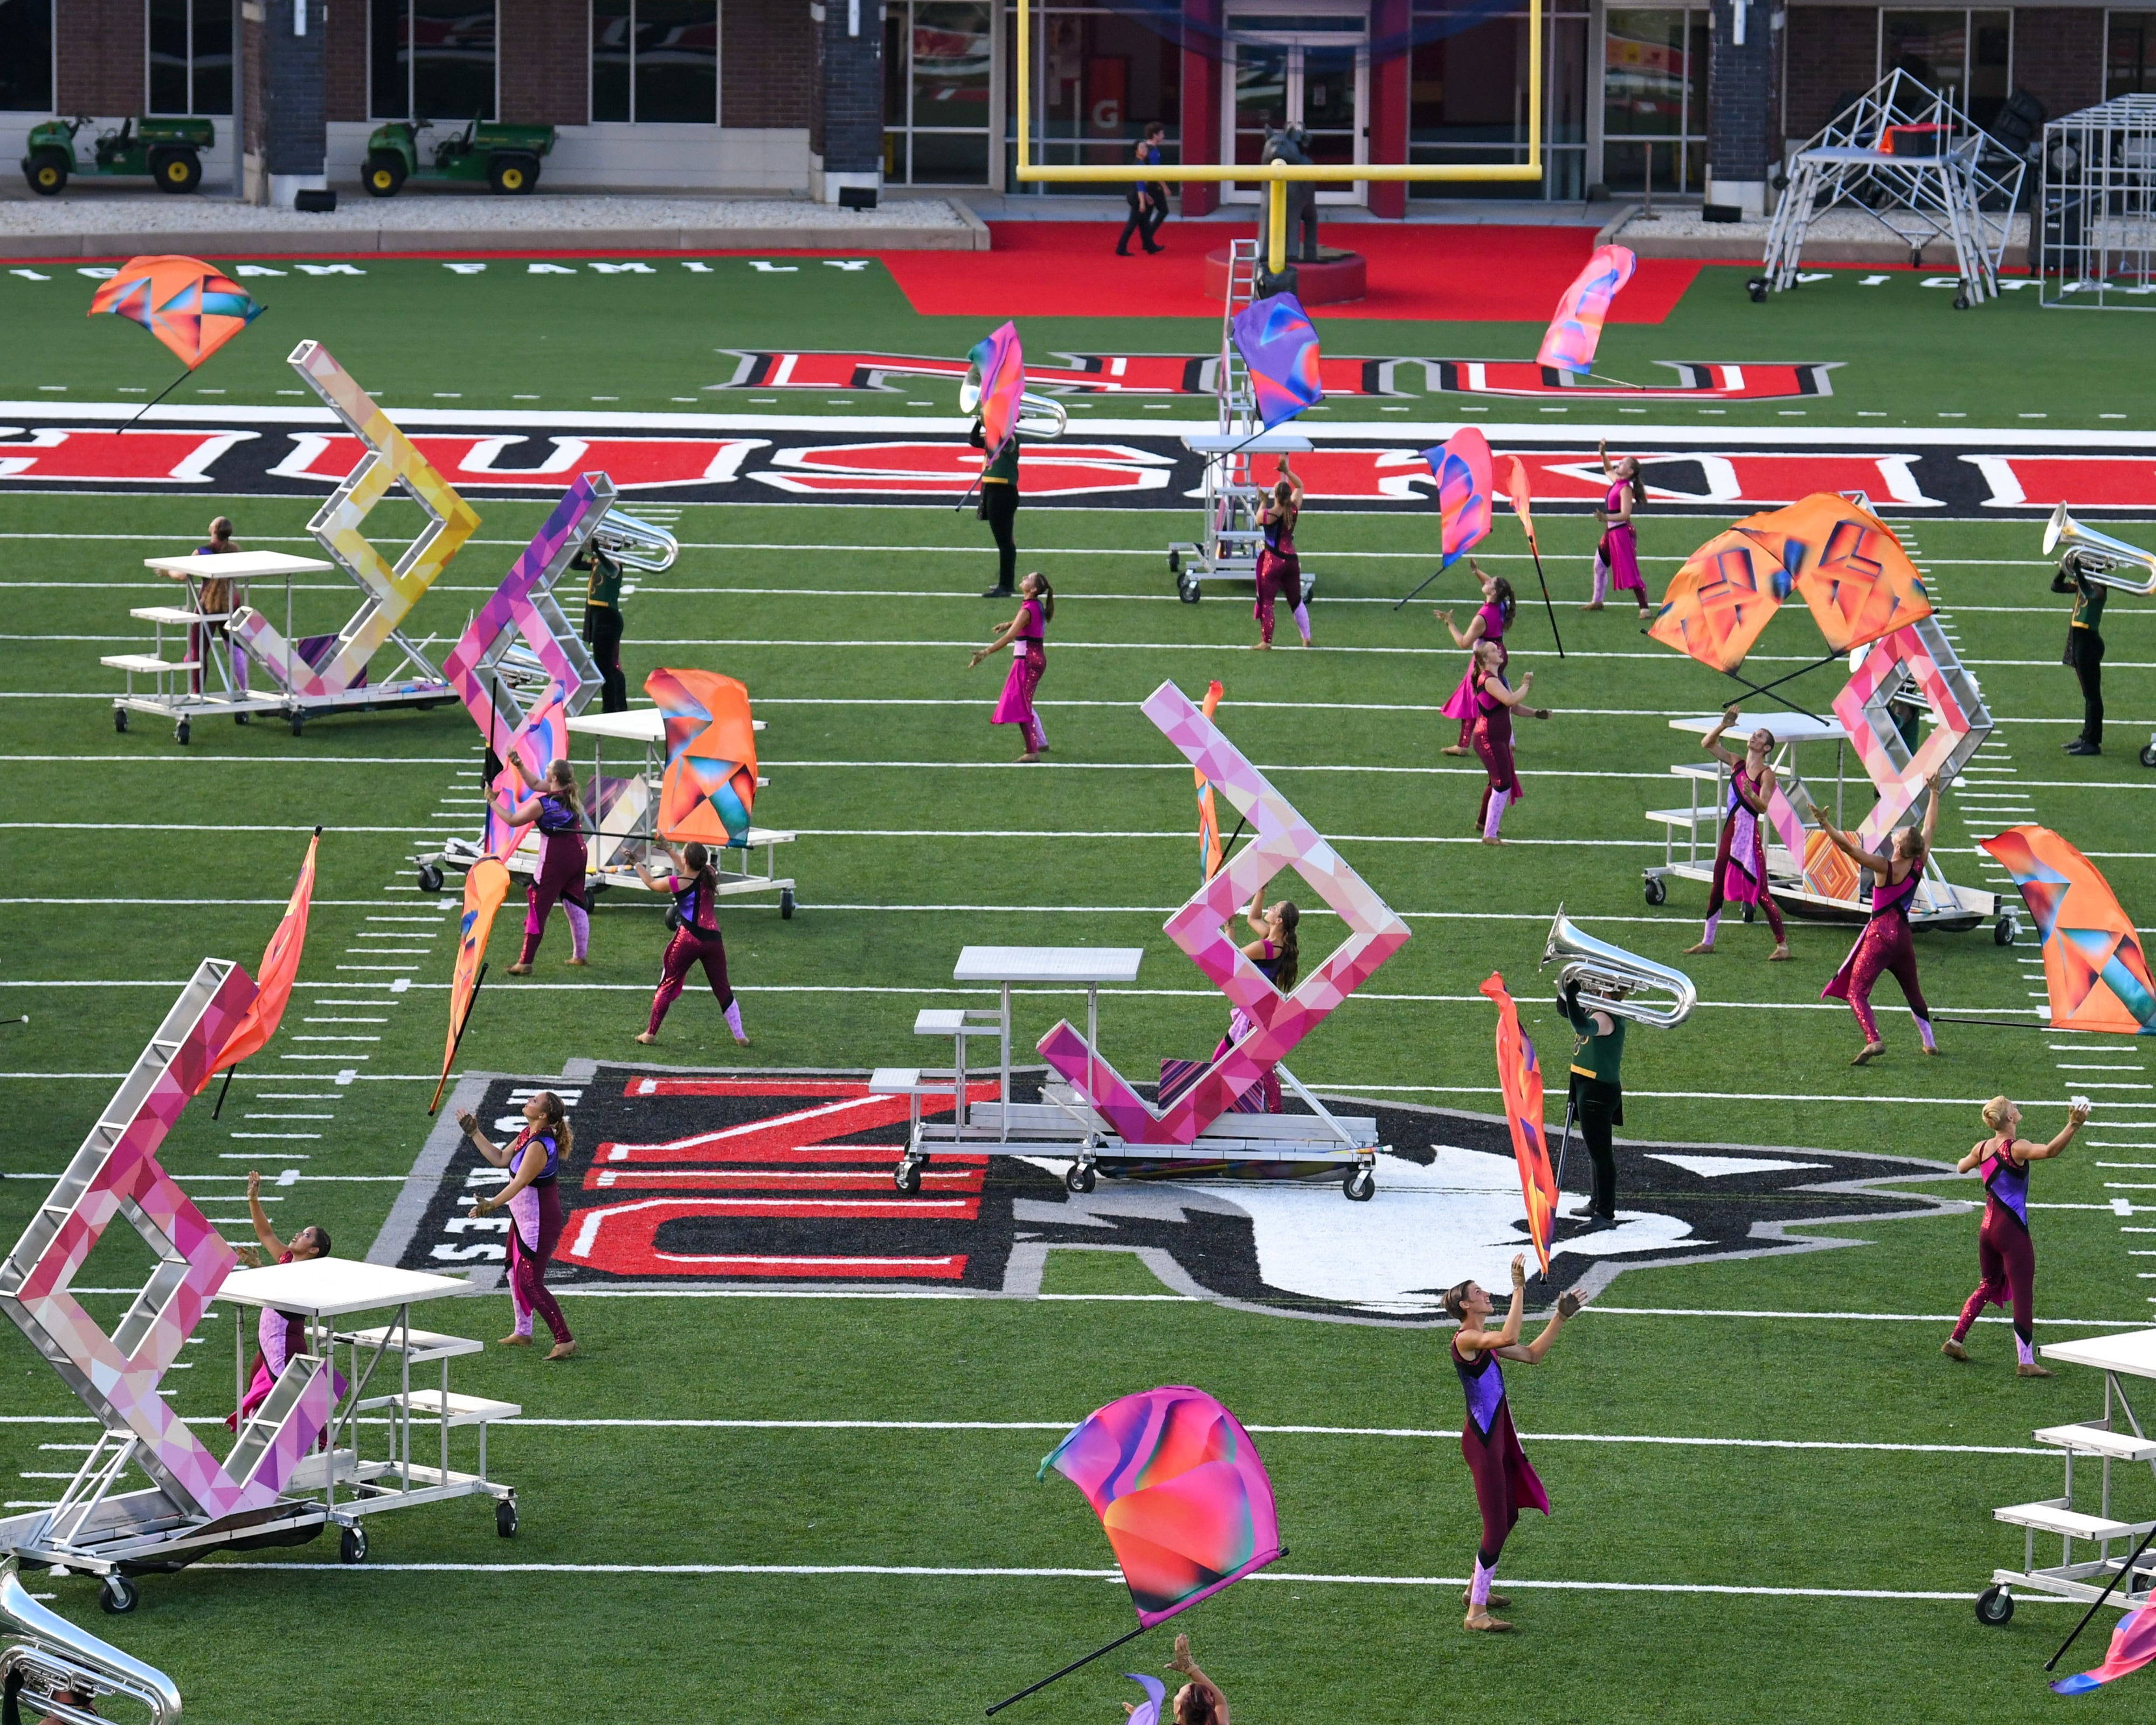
1982 1147 2031 1230
1452 1335 1550 1561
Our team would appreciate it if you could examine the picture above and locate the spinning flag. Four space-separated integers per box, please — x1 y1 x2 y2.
1038 1386 1282 1627
1229 293 1324 430
1123 1674 1169 1725
1980 826 2156 1036
969 320 1025 463
431 858 510 1114
1745 493 1932 652
1646 525 1798 673
1480 973 1558 1275
89 254 265 370
197 829 319 1092
1504 454 1539 555
2053 1600 2156 1694
1536 244 1636 376
486 682 575 862
1196 680 1226 881
1421 427 1494 570
646 667 758 847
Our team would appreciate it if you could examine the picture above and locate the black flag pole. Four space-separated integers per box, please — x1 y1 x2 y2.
1393 564 1452 611
211 1067 238 1121
1526 540 1565 658
119 367 191 433
2047 1523 2156 1671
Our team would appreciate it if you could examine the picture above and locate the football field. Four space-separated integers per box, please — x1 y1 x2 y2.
3 241 2156 1722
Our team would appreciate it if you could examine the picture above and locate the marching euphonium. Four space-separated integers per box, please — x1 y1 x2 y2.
958 363 1068 440
589 507 680 574
2044 503 2156 597
0 1563 181 1723
1542 905 1698 1029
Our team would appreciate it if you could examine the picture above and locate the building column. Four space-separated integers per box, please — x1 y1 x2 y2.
810 0 884 203
1705 0 1780 217
1369 0 1410 218
245 0 328 207
1179 0 1222 217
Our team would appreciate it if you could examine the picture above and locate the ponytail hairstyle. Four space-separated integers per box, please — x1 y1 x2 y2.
530 1090 573 1165
1176 1685 1219 1725
1274 477 1295 513
1025 570 1055 624
1272 901 1301 992
1982 1095 2017 1137
682 839 717 896
1489 576 1517 629
1628 463 1647 510
545 758 581 805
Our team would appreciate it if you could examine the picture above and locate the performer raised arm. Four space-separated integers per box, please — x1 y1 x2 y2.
226 1170 333 1429
1944 1096 2091 1375
1588 440 1650 619
1686 706 1791 961
1469 639 1551 846
1151 1633 1227 1725
632 840 749 1048
1211 879 1300 1114
458 1092 577 1360
490 760 590 974
969 569 1052 763
1252 459 1310 649
1437 563 1514 757
1816 776 1942 1065
1446 1255 1582 1632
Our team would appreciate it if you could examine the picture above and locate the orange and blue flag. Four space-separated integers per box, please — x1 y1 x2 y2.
647 666 758 848
1231 292 1323 430
1981 826 2156 1036
969 321 1024 461
1481 972 1559 1274
89 254 264 370
1536 244 1635 376
1647 526 1798 673
1422 427 1494 570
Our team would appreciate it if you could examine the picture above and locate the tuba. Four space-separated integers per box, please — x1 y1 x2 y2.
0 1563 182 1723
1542 905 1698 1029
2044 504 2156 597
589 507 679 574
959 364 1068 440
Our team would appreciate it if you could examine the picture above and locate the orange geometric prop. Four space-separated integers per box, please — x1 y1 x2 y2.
1744 494 1932 653
646 668 758 846
1803 827 1861 903
1981 825 2156 1036
1647 527 1796 672
89 255 264 370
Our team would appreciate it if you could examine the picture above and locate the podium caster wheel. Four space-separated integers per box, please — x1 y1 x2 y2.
780 887 796 920
340 1523 368 1565
113 708 128 733
1975 1585 2013 1626
894 1160 923 1196
174 719 190 746
417 862 445 894
1344 1166 1376 1202
291 714 305 737
2140 743 2156 769
98 1575 139 1614
1643 875 1667 906
1994 915 2020 947
1066 1162 1096 1195
496 1498 518 1538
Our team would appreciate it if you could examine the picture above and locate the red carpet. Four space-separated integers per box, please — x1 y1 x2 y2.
879 222 1710 323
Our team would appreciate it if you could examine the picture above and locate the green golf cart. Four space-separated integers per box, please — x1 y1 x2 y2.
20 115 215 196
363 118 557 196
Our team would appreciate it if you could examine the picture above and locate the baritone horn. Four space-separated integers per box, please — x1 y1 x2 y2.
958 365 1068 440
590 507 679 574
0 1563 181 1723
2044 503 2156 597
1542 905 1698 1029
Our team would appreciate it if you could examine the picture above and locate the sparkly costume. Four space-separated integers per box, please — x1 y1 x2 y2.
1701 761 1786 944
1470 665 1521 839
517 791 590 966
1211 935 1285 1113
1822 863 1935 1049
1453 1334 1549 1606
1442 600 1509 751
1951 1137 2041 1365
990 595 1048 755
1254 498 1308 647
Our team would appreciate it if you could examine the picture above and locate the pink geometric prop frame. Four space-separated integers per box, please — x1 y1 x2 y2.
1038 681 1411 1146
0 960 332 1522
1831 615 1991 851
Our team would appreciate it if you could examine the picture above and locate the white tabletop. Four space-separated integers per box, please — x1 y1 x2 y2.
954 945 1146 985
143 550 334 578
1183 432 1313 456
2042 1328 2156 1379
217 1257 470 1319
567 707 763 744
1669 713 1850 744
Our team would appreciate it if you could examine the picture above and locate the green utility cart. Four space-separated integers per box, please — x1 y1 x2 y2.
363 118 557 196
20 115 215 196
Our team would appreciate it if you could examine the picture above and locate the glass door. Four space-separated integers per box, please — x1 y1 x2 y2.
1223 15 1368 205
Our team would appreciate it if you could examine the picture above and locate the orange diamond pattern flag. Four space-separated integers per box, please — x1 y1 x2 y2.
198 830 319 1092
1980 826 2156 1036
1480 974 1559 1274
431 858 511 1114
1743 494 1931 653
1646 526 1797 673
89 254 265 370
646 668 758 847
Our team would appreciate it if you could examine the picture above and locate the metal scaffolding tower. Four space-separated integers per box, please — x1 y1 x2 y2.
2040 95 2156 307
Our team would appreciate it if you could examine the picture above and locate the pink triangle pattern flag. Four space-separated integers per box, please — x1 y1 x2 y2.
1536 244 1637 376
1423 427 1494 569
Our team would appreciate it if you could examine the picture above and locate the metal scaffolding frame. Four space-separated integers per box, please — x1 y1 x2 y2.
2040 95 2156 307
1764 69 2026 306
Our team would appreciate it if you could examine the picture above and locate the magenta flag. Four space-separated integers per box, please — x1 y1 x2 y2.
1422 426 1494 569
1537 244 1637 376
2054 1600 2156 1693
969 321 1024 460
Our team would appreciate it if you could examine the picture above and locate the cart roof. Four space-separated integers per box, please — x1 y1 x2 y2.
218 1257 471 1317
143 550 335 577
568 706 763 743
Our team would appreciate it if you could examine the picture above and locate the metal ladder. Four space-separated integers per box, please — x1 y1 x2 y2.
1218 238 1260 436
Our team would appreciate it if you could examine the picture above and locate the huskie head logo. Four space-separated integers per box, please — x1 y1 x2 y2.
379 1070 1964 1324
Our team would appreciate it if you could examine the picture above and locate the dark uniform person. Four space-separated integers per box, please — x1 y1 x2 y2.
972 419 1020 599
1561 982 1625 1223
2054 551 2107 757
573 544 628 713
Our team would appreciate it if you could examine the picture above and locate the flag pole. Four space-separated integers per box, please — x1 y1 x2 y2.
1553 1090 1577 1195
428 962 488 1116
983 1624 1148 1716
1392 564 1452 611
1526 540 1565 657
211 1066 238 1121
119 367 191 433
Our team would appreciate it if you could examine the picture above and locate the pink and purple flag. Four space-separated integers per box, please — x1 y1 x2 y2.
2053 1599 2156 1693
1537 244 1637 376
969 320 1024 461
1422 427 1494 569
1039 1385 1282 1627
1230 293 1324 430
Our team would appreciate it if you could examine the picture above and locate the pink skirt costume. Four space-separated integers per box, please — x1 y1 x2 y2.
1595 481 1646 603
226 1249 346 1432
1470 670 1521 839
647 869 744 1041
1951 1141 2040 1362
1442 601 1509 747
502 1126 572 1346
991 597 1048 754
519 793 590 965
1454 1336 1549 1571
1822 863 1935 1048
1253 503 1308 646
1703 763 1786 940
1211 937 1284 1113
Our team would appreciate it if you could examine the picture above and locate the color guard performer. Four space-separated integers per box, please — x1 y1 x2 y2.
1438 564 1515 757
1252 458 1310 649
226 1170 333 1428
1816 776 1942 1064
1588 440 1650 619
492 761 591 974
1685 706 1791 961
1445 1255 1581 1632
458 1092 577 1361
1944 1096 2091 1375
1211 884 1300 1114
1469 639 1550 845
969 570 1053 762
633 839 749 1047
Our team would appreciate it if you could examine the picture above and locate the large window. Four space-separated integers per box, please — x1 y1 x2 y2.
886 0 994 184
593 0 718 122
148 0 233 115
1005 4 1180 192
1411 3 1588 201
369 0 497 121
1602 5 1705 195
2111 10 2156 98
1881 9 2010 127
0 0 52 112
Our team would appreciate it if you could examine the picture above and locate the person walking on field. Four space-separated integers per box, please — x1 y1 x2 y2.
633 839 749 1047
1944 1095 2090 1375
1252 456 1311 648
490 760 591 973
1685 705 1791 961
1117 123 1169 256
970 570 1054 762
458 1092 577 1361
1588 440 1650 619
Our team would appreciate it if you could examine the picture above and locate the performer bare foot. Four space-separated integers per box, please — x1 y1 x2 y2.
546 1340 578 1362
